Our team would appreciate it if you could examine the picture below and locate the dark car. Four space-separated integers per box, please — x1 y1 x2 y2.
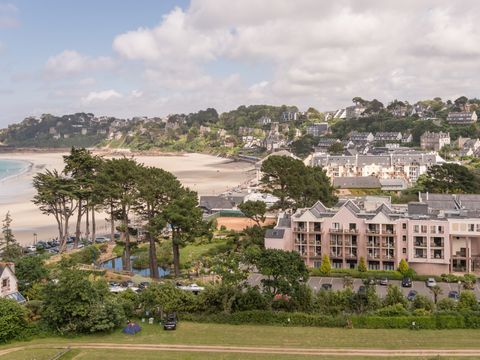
163 313 177 331
357 285 367 295
321 283 332 291
402 277 412 287
407 290 418 301
448 291 460 301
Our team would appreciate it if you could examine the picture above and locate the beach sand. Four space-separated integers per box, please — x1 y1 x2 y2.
0 151 254 245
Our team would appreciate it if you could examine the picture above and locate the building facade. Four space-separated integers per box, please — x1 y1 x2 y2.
420 131 451 151
265 195 480 275
446 112 478 125
311 152 443 183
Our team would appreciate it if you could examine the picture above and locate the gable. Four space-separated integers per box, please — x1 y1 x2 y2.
366 211 394 224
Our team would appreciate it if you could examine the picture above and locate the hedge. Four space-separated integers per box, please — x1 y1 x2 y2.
182 311 347 327
183 311 480 329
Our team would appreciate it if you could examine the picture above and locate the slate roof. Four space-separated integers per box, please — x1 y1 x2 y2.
199 196 235 211
265 229 285 239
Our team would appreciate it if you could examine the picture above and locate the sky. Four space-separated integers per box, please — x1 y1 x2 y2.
1 0 480 126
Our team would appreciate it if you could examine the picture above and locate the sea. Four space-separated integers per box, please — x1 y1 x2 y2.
0 159 30 182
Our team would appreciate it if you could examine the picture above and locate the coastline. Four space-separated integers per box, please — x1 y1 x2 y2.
0 150 255 245
0 159 33 184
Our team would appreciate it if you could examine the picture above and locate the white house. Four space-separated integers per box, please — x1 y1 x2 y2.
0 262 25 303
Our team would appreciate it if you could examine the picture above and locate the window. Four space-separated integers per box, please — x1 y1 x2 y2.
413 225 419 233
469 224 475 232
402 223 407 230
402 235 407 242
403 248 407 254
421 225 427 233
349 223 356 231
313 261 321 269
1 278 8 288
333 222 340 229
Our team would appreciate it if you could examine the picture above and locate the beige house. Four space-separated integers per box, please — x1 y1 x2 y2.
0 262 25 303
420 131 450 151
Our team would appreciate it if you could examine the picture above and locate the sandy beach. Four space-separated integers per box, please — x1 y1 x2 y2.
0 151 254 245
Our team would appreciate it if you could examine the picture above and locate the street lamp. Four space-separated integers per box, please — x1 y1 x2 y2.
458 280 462 294
33 233 37 245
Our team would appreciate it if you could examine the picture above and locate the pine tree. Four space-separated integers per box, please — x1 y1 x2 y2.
2 211 15 246
358 256 367 272
319 255 331 275
0 212 22 261
398 258 409 275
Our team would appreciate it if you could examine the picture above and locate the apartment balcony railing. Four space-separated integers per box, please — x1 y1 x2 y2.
414 242 427 247
367 253 381 259
330 241 343 246
344 228 358 234
293 227 307 232
344 241 358 247
367 243 380 248
414 254 427 259
345 253 358 259
366 229 380 234
430 242 444 248
383 230 396 235
329 228 343 234
382 242 395 247
330 252 343 258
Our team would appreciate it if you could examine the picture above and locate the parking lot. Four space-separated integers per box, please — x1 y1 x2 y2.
248 274 480 301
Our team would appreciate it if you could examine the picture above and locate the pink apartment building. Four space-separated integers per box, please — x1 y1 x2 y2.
265 194 480 275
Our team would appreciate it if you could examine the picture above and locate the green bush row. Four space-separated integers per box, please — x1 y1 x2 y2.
183 310 480 329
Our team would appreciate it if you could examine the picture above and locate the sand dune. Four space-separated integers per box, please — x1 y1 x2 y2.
0 151 254 245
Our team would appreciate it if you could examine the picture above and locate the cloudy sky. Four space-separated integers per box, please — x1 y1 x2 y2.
0 0 479 126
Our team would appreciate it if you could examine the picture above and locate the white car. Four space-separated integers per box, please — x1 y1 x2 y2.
178 283 205 293
426 278 437 287
95 237 108 243
26 245 37 252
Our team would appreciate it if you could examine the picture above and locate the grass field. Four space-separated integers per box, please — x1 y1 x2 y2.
2 322 480 359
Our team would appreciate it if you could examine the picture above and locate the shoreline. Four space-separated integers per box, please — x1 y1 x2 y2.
0 159 33 184
0 151 255 245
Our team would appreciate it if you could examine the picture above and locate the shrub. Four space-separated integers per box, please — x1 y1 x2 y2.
358 257 367 272
234 286 268 312
437 298 457 312
68 245 101 265
411 295 434 312
398 258 409 275
319 255 331 275
383 285 407 307
458 290 478 311
375 304 409 317
0 298 29 343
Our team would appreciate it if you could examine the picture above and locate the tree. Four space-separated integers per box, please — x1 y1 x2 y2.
97 158 140 271
411 295 434 312
398 258 409 275
429 285 442 304
458 290 478 311
32 169 78 252
291 135 316 158
255 249 308 295
135 166 181 279
383 285 407 307
417 163 480 194
42 268 125 333
261 156 337 210
212 252 251 288
0 298 29 343
63 147 102 248
238 200 267 227
358 257 367 272
328 142 344 155
0 212 22 261
163 187 205 277
319 255 331 275
139 282 195 317
437 298 457 312
15 256 48 292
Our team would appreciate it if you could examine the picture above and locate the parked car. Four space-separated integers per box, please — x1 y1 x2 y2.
95 237 108 243
25 245 37 253
407 290 418 301
402 277 412 287
163 313 177 331
357 285 366 295
321 283 332 291
178 283 205 294
426 278 437 287
378 278 388 286
364 277 376 286
448 291 460 301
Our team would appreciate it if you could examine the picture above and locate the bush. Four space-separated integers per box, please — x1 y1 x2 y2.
68 245 101 265
437 298 457 312
375 304 409 317
234 287 268 312
183 311 347 327
458 290 478 311
411 295 434 312
0 298 29 343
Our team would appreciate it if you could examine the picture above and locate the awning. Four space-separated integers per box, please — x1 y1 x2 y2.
4 291 26 303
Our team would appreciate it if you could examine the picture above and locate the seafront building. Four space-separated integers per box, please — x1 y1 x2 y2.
265 194 480 275
310 151 443 183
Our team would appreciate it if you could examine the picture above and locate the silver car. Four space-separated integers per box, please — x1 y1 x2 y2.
426 278 437 287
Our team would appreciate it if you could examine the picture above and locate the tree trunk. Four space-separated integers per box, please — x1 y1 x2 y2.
75 200 82 249
85 204 90 242
172 229 181 277
149 232 159 279
91 206 96 244
110 202 115 243
63 216 70 252
57 219 66 253
123 208 131 271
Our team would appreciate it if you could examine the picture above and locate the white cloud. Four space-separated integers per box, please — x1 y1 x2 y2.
45 50 114 77
81 89 122 104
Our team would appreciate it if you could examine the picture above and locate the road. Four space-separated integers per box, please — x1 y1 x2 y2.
2 343 480 358
248 274 480 301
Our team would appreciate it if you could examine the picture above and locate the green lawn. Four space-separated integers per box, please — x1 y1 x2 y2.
3 322 480 352
180 238 227 265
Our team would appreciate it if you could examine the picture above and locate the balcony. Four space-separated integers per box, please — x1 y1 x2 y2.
382 242 395 248
344 228 358 234
366 229 380 234
368 253 381 260
329 228 343 234
414 242 427 247
346 252 357 259
330 251 343 258
414 253 427 259
293 227 307 232
367 242 380 248
430 241 444 248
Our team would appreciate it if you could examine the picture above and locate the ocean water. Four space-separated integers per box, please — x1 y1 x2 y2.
0 159 29 181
